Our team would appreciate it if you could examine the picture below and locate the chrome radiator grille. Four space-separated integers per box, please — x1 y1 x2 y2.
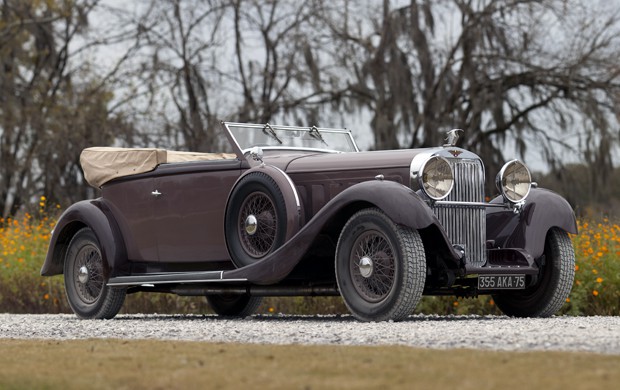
432 159 487 266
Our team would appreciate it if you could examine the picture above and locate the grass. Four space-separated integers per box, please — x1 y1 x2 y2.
0 339 618 389
0 198 619 316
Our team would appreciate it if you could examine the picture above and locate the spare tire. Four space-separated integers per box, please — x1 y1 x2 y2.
225 171 288 267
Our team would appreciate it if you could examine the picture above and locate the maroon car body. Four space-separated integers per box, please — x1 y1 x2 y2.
42 122 577 321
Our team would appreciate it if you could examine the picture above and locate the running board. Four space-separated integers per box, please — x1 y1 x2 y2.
107 271 247 287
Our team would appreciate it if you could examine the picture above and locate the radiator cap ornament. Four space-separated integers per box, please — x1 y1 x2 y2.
444 129 464 147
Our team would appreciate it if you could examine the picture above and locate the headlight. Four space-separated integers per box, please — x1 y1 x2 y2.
418 156 454 200
496 160 531 203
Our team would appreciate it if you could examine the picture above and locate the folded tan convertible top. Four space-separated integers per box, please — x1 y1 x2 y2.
80 147 236 188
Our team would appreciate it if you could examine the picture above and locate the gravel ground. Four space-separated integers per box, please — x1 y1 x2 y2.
1 313 619 355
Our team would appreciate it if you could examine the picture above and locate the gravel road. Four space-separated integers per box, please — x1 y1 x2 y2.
1 313 618 355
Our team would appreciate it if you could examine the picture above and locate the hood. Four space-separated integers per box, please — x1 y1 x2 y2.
283 148 439 173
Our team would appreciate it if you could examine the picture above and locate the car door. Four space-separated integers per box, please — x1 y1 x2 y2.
102 177 159 262
152 160 242 263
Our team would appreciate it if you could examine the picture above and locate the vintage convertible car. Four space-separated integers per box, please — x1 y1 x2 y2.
41 122 577 321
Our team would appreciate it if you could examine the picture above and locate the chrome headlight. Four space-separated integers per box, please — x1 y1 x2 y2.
417 156 454 200
496 160 531 203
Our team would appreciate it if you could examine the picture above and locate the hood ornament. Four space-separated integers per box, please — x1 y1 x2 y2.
444 129 464 147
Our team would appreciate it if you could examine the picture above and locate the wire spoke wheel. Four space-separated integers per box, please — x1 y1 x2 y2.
238 191 278 257
335 208 426 322
73 244 104 304
64 228 126 319
350 230 396 302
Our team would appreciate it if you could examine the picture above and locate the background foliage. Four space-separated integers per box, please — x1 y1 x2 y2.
0 208 618 316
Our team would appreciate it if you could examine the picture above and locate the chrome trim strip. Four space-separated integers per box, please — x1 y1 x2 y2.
242 146 344 154
270 165 301 209
107 278 248 287
107 271 248 287
433 201 507 208
222 122 244 156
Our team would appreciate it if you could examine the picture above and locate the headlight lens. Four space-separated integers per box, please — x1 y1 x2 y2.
420 156 454 200
496 160 531 203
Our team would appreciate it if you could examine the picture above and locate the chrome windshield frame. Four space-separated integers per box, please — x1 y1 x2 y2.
223 122 360 157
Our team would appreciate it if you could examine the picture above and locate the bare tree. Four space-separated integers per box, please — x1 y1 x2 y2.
3 0 619 215
319 0 620 195
125 0 228 151
230 0 341 124
0 0 135 216
125 0 350 151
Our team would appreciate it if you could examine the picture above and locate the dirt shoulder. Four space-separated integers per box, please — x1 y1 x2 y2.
1 339 618 389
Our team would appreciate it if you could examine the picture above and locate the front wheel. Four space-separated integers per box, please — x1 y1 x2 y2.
493 228 575 317
63 228 126 319
335 208 426 322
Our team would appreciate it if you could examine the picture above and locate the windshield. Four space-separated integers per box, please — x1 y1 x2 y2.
224 122 359 153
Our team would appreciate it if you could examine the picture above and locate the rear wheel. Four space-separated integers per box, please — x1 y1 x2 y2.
493 228 575 317
207 294 262 317
63 228 126 319
335 208 426 322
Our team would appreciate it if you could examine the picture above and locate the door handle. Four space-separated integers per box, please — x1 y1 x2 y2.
151 190 162 197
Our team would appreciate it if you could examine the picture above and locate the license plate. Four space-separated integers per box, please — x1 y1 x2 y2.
478 275 526 290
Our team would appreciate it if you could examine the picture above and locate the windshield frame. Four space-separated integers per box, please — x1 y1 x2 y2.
222 122 360 157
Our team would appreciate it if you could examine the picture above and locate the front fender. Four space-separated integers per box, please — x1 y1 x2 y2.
40 199 127 278
486 188 577 259
343 180 438 230
224 180 457 284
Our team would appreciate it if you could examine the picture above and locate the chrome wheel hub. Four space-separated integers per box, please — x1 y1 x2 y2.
78 266 89 284
245 215 258 235
358 256 374 278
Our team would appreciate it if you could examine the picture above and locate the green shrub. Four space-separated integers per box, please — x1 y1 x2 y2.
1 204 618 316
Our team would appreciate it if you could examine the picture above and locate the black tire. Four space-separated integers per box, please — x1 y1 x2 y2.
493 228 575 317
225 172 287 267
335 208 426 322
207 294 263 317
63 228 126 319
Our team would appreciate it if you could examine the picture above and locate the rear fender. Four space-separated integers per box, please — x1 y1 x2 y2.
486 188 577 259
40 199 127 278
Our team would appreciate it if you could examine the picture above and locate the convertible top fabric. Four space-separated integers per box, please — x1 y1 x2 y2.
80 147 236 188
